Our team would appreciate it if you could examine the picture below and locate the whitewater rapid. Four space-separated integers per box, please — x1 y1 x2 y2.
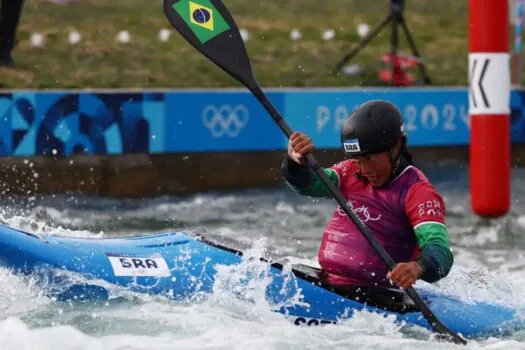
2 168 525 349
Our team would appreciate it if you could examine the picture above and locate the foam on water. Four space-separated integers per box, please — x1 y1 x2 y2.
0 210 104 239
3 301 525 350
0 318 103 350
0 269 52 317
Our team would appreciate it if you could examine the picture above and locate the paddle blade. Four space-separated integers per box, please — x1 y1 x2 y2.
164 0 258 90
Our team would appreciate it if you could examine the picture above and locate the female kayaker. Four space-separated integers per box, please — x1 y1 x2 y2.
282 100 454 289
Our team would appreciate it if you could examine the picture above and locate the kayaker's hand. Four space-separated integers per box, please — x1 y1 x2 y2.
386 262 423 289
288 132 314 165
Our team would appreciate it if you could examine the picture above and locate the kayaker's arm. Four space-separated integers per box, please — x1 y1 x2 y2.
405 182 454 283
281 157 339 197
414 222 453 283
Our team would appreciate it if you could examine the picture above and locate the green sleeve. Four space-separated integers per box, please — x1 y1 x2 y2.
414 223 454 283
287 168 340 198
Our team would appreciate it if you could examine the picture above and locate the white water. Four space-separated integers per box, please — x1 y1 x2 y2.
2 171 525 349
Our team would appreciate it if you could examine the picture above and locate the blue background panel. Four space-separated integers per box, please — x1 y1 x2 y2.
0 88 524 157
164 91 285 152
284 89 471 148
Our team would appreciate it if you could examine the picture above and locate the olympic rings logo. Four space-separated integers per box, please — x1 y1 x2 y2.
337 200 381 222
202 104 249 138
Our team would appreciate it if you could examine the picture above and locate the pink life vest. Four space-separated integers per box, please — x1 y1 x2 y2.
318 159 446 287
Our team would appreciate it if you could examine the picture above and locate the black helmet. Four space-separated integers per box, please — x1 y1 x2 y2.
341 100 405 156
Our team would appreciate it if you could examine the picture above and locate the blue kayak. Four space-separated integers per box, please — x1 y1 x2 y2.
0 223 522 339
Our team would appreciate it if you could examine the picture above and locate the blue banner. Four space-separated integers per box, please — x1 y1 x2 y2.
0 92 165 156
285 88 525 148
0 88 524 157
285 89 468 148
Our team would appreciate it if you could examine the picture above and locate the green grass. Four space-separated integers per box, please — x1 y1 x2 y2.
0 0 519 89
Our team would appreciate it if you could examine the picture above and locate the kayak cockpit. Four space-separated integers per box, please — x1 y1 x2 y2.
196 231 419 314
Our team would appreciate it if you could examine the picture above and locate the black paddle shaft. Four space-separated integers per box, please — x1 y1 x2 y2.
163 0 466 344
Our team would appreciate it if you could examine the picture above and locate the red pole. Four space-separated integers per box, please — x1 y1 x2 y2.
469 0 511 218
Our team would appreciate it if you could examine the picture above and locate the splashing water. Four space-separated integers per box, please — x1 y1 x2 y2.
2 172 525 348
210 237 309 323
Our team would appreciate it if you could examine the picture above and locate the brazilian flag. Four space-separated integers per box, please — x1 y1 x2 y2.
173 0 230 44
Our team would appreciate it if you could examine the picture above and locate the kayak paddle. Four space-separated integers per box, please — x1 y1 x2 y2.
163 0 467 345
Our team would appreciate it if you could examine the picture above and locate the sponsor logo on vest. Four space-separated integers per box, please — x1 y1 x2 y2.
337 200 381 222
106 253 171 277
